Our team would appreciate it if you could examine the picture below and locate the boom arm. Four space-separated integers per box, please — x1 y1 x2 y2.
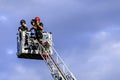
37 41 77 80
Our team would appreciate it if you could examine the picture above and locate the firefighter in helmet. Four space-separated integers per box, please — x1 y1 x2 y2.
18 19 28 31
34 16 44 44
18 19 28 45
30 19 37 38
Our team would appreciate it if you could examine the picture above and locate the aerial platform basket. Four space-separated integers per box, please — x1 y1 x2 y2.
17 31 53 60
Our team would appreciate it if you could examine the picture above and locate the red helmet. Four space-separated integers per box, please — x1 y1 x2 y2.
35 16 40 21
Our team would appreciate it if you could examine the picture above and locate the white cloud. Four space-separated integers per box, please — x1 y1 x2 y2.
62 28 120 80
8 64 43 80
82 41 120 80
93 31 110 42
15 64 27 73
6 49 15 55
0 16 7 23
83 30 120 80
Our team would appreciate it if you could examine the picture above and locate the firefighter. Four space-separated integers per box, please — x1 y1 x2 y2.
18 19 28 46
18 19 28 31
34 16 44 44
30 19 37 39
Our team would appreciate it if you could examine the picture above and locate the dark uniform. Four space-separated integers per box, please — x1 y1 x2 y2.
34 17 44 44
36 22 43 40
18 26 28 31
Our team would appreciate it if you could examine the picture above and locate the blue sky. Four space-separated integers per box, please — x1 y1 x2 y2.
0 0 120 80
